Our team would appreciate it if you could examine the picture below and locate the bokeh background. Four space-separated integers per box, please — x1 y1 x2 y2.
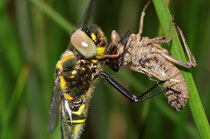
1 0 210 138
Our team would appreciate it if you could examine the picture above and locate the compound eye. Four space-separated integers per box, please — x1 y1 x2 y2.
70 29 97 57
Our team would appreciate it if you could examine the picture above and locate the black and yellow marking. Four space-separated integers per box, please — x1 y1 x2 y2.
50 44 99 138
91 33 96 41
49 24 129 139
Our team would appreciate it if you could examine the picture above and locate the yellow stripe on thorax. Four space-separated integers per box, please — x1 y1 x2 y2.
56 50 74 70
56 57 70 70
60 76 66 90
63 93 74 100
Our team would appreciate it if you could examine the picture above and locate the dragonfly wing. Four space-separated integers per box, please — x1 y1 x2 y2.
79 0 96 27
61 100 73 139
48 78 61 132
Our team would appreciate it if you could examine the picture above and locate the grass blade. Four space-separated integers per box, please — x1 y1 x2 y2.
29 0 75 33
152 0 210 138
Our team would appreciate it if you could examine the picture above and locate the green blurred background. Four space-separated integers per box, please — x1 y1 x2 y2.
0 0 210 138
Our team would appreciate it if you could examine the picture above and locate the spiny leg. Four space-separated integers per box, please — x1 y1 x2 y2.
139 14 196 68
126 0 152 46
161 53 196 68
138 0 152 38
137 81 164 98
160 23 197 68
175 23 197 67
100 71 167 103
146 17 174 44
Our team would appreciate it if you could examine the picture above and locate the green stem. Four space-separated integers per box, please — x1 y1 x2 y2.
152 0 210 138
29 0 75 33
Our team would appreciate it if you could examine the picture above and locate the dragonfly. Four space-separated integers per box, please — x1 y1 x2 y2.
48 0 179 138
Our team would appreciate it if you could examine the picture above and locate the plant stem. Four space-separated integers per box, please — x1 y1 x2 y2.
152 0 210 138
